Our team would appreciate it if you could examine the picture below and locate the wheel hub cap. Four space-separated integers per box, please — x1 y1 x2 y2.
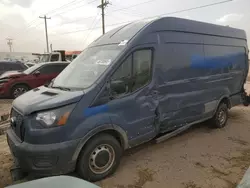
14 88 27 98
89 144 115 174
218 109 226 125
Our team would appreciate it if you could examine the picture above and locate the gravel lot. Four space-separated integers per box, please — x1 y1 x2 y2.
0 99 12 116
1 85 250 188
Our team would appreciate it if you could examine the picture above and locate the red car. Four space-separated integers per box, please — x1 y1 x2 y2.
0 62 69 98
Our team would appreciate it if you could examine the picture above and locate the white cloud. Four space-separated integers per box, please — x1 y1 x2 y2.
216 13 243 23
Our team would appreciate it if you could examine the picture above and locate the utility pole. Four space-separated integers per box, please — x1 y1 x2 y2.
6 38 13 52
97 0 110 35
39 15 51 53
50 43 53 52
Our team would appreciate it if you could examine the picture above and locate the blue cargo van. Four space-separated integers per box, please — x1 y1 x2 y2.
7 17 249 181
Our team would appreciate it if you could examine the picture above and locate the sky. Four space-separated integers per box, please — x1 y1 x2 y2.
0 0 249 53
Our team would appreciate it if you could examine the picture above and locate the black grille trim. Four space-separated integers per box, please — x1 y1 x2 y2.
10 108 25 141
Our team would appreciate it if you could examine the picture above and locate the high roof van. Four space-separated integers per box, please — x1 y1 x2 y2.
7 17 249 181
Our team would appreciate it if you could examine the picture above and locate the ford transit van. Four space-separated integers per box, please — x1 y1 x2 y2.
7 17 249 181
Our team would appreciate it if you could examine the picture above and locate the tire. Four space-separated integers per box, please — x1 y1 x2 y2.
77 133 123 182
11 84 29 99
211 102 228 128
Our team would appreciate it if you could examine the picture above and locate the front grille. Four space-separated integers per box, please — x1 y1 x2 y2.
10 108 25 141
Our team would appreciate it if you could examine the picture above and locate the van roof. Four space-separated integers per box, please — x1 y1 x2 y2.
89 20 153 47
148 17 246 40
90 17 246 47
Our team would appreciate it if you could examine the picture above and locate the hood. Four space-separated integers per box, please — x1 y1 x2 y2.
0 71 25 79
6 175 100 188
12 86 84 115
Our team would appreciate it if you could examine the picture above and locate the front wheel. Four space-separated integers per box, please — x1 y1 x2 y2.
211 102 228 128
77 134 122 182
11 84 29 98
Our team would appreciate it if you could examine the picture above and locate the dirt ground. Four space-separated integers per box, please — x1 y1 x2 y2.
1 86 250 188
0 99 12 116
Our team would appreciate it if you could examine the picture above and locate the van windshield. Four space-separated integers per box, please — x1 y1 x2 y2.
52 44 123 89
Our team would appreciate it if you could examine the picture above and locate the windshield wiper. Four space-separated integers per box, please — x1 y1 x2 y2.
51 86 71 91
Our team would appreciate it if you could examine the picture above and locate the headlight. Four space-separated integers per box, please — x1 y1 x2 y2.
36 111 57 126
35 104 76 127
0 79 9 87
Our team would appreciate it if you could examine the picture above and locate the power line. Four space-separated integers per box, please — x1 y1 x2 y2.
44 0 84 16
155 0 233 18
107 0 157 13
55 15 100 26
82 12 101 45
17 0 86 34
25 19 39 28
55 0 233 35
15 21 43 39
49 0 99 17
54 0 155 26
53 20 133 35
118 9 144 18
17 0 96 34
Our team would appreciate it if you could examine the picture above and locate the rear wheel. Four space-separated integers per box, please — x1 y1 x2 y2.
211 102 228 128
11 84 29 98
77 134 122 182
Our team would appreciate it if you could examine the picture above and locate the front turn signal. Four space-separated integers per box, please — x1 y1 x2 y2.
57 112 70 126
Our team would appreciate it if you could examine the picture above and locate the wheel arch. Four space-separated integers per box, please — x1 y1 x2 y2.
220 97 231 108
213 96 231 116
72 124 128 162
11 82 31 91
10 82 31 97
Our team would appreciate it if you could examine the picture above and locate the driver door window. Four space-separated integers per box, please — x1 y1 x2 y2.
132 50 152 91
110 55 132 97
110 49 153 97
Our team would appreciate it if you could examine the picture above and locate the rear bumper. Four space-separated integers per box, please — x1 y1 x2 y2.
7 128 80 176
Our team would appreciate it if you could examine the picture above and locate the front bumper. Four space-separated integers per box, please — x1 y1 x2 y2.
0 87 7 97
7 128 80 176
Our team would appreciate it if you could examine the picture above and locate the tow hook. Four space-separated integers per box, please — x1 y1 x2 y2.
9 158 27 182
10 165 27 182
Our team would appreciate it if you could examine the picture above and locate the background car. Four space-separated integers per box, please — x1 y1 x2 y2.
0 62 69 98
24 62 35 68
0 61 27 76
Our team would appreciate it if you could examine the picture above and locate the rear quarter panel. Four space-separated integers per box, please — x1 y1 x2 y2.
155 31 247 127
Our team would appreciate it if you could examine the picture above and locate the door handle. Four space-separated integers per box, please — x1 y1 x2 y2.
152 90 158 95
150 90 159 99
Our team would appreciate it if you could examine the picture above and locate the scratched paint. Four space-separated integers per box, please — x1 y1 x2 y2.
191 53 244 69
84 104 109 117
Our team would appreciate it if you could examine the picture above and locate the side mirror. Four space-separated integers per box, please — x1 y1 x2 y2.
34 71 40 76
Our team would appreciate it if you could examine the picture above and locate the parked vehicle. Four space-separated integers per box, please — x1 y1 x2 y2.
34 50 66 63
65 51 81 62
6 17 249 182
5 175 100 188
0 62 68 98
0 61 27 76
24 62 35 68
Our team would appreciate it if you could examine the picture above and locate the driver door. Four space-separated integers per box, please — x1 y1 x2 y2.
107 48 158 146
